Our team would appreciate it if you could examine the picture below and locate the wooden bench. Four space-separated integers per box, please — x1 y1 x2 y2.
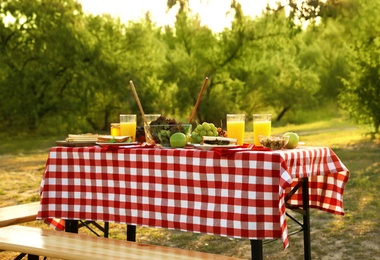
0 202 40 227
0 202 110 239
0 225 239 260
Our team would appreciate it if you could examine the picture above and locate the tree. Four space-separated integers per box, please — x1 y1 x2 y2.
341 42 380 135
3 0 377 136
0 0 168 134
161 3 223 123
222 6 320 122
337 0 380 136
0 0 90 134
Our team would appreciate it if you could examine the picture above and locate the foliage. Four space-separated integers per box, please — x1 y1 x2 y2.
0 0 379 137
0 0 87 134
341 44 380 135
337 0 380 135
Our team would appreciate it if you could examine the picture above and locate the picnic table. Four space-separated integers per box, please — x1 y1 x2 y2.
37 145 349 259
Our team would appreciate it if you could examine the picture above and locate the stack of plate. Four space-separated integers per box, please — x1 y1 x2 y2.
56 133 98 147
65 134 98 142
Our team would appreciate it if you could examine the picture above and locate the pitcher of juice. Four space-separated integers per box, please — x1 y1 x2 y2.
253 114 271 146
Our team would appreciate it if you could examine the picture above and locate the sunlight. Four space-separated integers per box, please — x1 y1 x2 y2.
78 0 272 32
2 12 16 26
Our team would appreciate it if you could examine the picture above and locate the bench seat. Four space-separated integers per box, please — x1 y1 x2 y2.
0 202 40 227
0 225 240 260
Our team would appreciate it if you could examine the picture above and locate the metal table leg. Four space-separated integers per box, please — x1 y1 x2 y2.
302 177 311 260
285 177 312 260
251 239 263 260
65 220 79 233
126 224 136 242
65 219 109 237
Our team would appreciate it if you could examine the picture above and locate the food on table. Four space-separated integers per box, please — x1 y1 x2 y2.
191 122 224 143
65 133 98 142
136 126 146 143
202 136 237 145
217 127 228 137
147 116 191 147
97 135 131 143
283 132 299 149
258 135 289 150
170 132 187 148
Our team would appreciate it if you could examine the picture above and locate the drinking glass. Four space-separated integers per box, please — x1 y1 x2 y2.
110 123 121 136
145 114 161 125
226 114 245 145
144 114 161 144
120 114 137 141
253 114 271 146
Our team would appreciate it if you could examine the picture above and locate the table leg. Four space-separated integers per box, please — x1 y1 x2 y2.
104 222 109 238
302 177 311 260
250 239 263 260
65 220 79 233
126 224 136 242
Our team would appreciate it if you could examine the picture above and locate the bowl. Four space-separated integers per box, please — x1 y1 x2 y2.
144 124 192 147
258 135 289 150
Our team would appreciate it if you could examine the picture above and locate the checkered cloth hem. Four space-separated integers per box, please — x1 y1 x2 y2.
280 147 349 215
37 146 349 250
44 218 65 231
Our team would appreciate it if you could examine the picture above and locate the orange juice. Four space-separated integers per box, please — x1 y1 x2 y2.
120 122 136 141
227 121 245 145
253 120 271 146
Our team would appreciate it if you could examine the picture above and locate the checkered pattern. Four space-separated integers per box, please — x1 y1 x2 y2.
280 147 349 214
37 146 349 249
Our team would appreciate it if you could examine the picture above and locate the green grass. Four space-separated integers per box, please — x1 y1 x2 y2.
1 118 379 259
0 136 58 155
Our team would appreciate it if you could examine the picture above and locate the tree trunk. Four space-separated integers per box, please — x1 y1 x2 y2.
276 106 292 121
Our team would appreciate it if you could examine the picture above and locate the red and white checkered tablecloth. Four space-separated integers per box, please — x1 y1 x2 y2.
37 146 349 249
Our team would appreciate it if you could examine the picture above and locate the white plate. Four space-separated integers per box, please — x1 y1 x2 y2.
192 144 239 151
56 140 97 147
95 142 139 147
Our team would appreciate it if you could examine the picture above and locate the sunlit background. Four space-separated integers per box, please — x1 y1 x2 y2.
78 0 278 32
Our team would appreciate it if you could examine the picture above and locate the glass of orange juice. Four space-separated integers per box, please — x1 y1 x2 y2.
253 114 271 146
120 114 137 142
226 114 245 145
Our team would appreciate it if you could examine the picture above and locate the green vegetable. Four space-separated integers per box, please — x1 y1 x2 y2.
148 116 190 147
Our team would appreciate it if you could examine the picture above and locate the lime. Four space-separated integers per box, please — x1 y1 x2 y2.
170 132 187 148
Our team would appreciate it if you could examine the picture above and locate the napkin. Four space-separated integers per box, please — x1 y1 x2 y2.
101 143 155 151
212 144 271 157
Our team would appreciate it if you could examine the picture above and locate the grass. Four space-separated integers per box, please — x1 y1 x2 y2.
0 118 379 259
